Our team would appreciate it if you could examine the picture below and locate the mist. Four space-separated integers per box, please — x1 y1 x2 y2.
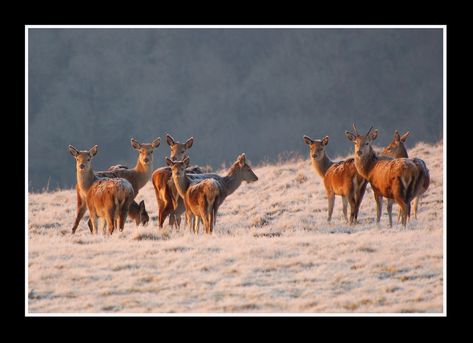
28 28 443 191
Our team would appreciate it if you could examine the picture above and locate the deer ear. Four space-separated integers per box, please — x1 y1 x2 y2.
166 134 175 146
68 145 79 157
185 137 194 149
89 145 98 157
345 131 356 142
369 129 378 141
139 200 145 210
131 138 141 150
152 137 161 148
394 130 401 142
303 135 313 145
238 153 246 166
183 156 190 166
321 136 329 146
400 131 410 143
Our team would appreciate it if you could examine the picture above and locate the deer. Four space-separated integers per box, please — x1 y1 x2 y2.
345 124 426 227
380 130 430 221
92 137 160 229
303 135 367 225
68 145 134 234
166 157 220 234
178 153 258 231
151 134 203 230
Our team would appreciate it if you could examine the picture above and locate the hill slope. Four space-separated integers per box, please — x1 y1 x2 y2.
28 141 444 313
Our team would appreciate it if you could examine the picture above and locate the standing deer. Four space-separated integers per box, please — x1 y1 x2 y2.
303 135 367 224
151 134 202 230
183 153 258 231
345 124 425 227
68 145 134 234
381 130 430 221
166 157 220 234
93 137 160 228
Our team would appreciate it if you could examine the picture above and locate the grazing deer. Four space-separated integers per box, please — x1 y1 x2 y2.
303 135 367 224
151 134 202 229
381 130 430 221
166 157 220 234
93 137 160 227
345 124 425 227
184 153 258 230
68 145 134 234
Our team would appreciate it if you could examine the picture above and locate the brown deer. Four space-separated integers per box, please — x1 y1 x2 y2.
345 124 425 227
151 134 202 229
93 137 160 228
166 157 220 234
68 145 134 234
183 153 258 230
303 135 367 224
381 130 430 221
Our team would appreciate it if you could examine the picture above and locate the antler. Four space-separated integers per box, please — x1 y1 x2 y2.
352 123 359 136
366 126 373 136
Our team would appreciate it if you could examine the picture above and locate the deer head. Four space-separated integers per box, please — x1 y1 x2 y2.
166 133 194 161
382 130 409 158
131 137 160 166
234 153 258 182
68 145 98 172
345 124 378 159
303 135 329 161
166 156 189 178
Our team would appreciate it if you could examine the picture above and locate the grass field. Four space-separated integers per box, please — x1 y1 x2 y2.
27 141 444 313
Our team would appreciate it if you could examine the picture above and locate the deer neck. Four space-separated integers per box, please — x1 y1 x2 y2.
222 166 243 196
76 168 96 193
133 158 153 189
354 146 378 180
311 153 333 178
172 172 190 199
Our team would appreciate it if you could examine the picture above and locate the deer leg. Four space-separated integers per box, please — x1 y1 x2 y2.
374 192 383 224
119 205 128 232
353 181 367 224
90 216 98 235
87 218 94 234
392 180 410 228
327 194 335 223
397 205 402 224
341 196 348 223
413 195 420 219
72 203 87 234
200 209 210 234
157 205 165 229
387 199 394 228
193 215 199 234
348 196 357 225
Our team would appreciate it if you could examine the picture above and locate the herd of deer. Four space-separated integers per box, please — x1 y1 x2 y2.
67 124 429 236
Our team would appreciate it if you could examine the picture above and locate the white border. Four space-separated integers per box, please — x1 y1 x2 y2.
25 25 446 317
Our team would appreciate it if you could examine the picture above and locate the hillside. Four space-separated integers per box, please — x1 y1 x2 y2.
27 141 444 313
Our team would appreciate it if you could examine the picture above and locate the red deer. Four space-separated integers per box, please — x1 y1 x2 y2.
179 153 258 231
303 135 367 224
166 157 219 234
381 130 430 221
68 145 134 234
345 125 425 227
93 138 160 227
151 134 202 229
